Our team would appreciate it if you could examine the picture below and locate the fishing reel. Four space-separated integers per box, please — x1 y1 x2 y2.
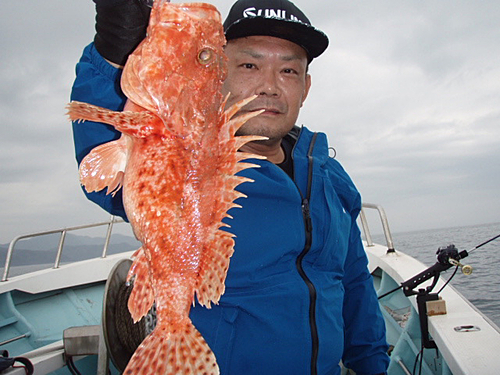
436 244 473 276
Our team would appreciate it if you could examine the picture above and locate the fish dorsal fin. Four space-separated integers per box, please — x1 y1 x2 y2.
194 98 267 308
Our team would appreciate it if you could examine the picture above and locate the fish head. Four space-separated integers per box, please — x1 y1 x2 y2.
121 2 227 124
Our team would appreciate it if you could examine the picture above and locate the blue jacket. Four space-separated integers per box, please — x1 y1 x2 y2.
71 43 389 375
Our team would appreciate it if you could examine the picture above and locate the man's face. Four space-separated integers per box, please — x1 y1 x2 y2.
222 35 311 144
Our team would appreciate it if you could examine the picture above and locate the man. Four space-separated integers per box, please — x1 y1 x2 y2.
71 0 390 374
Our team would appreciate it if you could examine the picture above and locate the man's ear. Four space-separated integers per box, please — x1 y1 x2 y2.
301 73 312 107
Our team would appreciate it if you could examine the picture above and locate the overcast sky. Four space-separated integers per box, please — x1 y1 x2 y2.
1 0 499 244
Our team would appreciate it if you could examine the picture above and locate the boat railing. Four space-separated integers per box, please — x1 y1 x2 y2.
1 216 124 282
2 204 392 282
359 203 395 252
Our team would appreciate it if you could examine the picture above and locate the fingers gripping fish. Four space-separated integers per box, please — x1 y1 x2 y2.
68 1 266 374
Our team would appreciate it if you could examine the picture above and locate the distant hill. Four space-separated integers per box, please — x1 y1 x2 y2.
0 232 141 268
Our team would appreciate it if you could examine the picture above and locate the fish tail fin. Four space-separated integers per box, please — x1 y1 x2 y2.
123 321 219 375
79 135 129 196
127 247 155 322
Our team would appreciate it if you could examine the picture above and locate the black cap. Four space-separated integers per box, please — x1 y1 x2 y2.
223 0 329 61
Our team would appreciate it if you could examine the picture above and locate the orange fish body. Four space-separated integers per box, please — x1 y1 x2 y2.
68 1 264 374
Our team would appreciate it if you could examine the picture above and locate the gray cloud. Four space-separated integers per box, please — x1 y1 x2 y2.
1 0 499 243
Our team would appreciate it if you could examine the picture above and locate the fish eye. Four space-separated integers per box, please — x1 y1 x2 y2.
198 48 214 65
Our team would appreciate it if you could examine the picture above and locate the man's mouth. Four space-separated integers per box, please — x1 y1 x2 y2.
244 101 285 115
251 107 281 115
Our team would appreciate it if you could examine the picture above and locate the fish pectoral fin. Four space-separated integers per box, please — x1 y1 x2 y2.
79 135 129 196
127 247 155 322
124 321 218 374
67 101 157 137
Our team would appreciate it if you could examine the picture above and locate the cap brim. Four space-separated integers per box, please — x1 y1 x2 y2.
225 17 329 60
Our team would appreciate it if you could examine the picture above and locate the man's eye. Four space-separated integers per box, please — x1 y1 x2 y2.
242 63 255 69
283 68 298 74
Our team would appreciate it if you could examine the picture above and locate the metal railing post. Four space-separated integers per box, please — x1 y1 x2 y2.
54 231 67 269
102 216 115 258
359 208 374 247
2 238 20 282
360 203 395 253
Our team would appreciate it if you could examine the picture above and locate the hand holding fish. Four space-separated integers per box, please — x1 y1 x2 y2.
93 0 155 67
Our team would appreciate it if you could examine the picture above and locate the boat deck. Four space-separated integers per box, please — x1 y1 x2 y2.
2 207 500 374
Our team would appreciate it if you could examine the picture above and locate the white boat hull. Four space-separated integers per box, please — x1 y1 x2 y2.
2 211 500 374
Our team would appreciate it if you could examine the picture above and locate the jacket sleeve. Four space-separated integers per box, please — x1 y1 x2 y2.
326 158 389 374
70 42 128 220
341 219 390 374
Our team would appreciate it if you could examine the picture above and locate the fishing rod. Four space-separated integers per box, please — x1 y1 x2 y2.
378 231 500 351
378 231 500 301
467 233 500 254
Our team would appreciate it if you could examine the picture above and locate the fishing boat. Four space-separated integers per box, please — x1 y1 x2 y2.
1 204 499 374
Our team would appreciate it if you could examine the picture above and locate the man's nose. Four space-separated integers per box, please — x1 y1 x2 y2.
255 69 281 97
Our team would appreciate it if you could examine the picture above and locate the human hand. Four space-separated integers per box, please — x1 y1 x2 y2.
93 0 153 66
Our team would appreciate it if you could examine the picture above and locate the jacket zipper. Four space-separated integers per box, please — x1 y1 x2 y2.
293 131 319 375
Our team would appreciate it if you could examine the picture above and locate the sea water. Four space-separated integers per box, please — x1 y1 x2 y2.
373 222 500 327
